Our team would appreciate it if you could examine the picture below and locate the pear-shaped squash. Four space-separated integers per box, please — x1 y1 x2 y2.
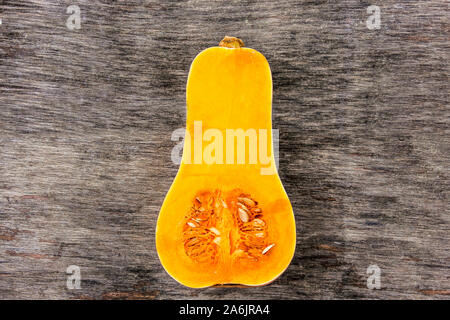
156 37 296 288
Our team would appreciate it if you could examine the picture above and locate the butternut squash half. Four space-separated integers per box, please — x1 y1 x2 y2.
156 36 296 288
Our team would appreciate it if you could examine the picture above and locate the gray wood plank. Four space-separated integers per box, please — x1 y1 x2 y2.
0 0 448 299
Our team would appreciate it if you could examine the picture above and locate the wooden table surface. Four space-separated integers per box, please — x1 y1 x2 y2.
0 1 448 300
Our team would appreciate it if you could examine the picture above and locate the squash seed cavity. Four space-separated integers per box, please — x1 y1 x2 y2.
183 190 273 264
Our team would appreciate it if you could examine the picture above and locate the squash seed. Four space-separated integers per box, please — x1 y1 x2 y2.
262 243 275 255
237 202 244 208
252 218 265 226
238 197 255 207
209 227 220 235
238 208 249 222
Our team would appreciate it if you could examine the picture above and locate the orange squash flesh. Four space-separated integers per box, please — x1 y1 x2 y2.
156 37 296 288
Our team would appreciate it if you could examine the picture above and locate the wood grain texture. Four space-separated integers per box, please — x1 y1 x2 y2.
0 0 448 299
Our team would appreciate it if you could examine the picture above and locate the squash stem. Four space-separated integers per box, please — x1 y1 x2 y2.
219 36 244 48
